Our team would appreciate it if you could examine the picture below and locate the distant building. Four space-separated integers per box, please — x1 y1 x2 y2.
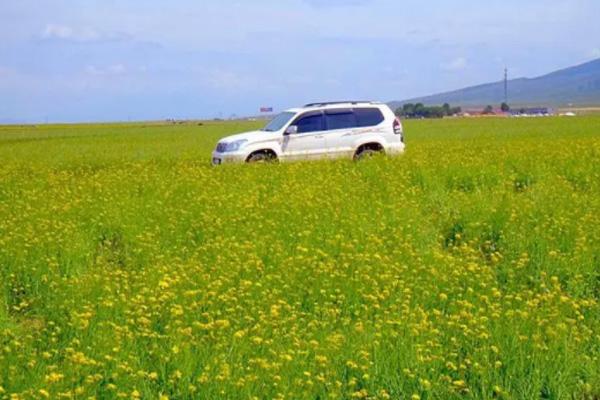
460 108 509 117
460 106 554 118
510 107 554 116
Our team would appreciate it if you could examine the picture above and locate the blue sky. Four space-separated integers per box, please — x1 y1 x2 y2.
1 0 599 123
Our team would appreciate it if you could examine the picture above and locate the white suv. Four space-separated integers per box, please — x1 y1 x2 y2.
211 101 405 164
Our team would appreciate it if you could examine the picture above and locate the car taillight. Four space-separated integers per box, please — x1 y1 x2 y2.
393 117 403 140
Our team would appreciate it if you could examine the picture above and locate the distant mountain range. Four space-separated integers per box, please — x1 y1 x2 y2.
390 58 600 110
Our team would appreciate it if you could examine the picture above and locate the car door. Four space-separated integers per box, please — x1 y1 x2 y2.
281 111 328 160
323 109 358 158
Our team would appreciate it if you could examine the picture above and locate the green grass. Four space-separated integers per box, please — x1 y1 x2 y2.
0 116 599 399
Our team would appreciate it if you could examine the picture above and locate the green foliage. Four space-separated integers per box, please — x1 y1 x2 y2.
396 103 461 119
0 117 599 399
501 102 510 112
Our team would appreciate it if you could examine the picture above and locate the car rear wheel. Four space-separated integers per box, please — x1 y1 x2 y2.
354 147 383 160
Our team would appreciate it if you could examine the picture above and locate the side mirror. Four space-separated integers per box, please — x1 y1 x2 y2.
284 125 298 136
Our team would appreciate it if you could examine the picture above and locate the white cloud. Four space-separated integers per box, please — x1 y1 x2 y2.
205 70 246 90
85 64 127 76
42 24 74 40
441 57 468 71
303 0 371 7
41 24 129 42
589 48 600 59
195 68 283 92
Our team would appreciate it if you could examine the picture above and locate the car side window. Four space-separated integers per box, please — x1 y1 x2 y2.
325 109 358 131
355 108 385 127
293 112 325 133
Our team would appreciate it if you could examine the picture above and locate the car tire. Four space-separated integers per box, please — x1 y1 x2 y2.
247 151 277 163
354 148 382 160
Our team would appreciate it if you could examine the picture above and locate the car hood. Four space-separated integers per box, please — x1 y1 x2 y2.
218 130 276 144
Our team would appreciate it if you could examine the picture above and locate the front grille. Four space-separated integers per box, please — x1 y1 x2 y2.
216 142 228 153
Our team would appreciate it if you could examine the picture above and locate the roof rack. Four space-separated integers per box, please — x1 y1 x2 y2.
304 101 375 107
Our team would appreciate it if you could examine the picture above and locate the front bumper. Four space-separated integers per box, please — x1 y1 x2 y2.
211 151 247 165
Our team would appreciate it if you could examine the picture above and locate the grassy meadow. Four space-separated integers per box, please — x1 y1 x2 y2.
0 116 599 399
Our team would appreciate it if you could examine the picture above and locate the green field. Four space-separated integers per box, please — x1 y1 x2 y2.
1 117 599 399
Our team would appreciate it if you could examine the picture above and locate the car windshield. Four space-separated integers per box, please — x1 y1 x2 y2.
262 112 295 132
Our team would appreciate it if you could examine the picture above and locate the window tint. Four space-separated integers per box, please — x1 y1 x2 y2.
354 108 384 127
325 109 357 130
294 112 324 133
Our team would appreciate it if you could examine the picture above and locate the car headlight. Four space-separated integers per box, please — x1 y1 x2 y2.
224 139 247 153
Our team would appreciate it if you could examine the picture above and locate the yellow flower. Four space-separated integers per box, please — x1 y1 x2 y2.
45 372 64 383
315 355 328 364
453 380 466 388
234 329 246 339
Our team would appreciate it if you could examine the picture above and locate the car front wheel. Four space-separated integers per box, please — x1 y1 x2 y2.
247 151 277 163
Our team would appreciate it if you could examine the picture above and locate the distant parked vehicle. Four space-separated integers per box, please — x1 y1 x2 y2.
211 101 405 165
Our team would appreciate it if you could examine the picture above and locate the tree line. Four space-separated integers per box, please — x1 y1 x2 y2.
395 103 462 119
396 102 512 118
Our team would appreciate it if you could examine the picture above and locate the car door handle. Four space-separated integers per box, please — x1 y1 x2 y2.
314 135 324 139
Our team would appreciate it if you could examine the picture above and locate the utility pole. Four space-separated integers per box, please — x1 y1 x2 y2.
504 68 508 105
